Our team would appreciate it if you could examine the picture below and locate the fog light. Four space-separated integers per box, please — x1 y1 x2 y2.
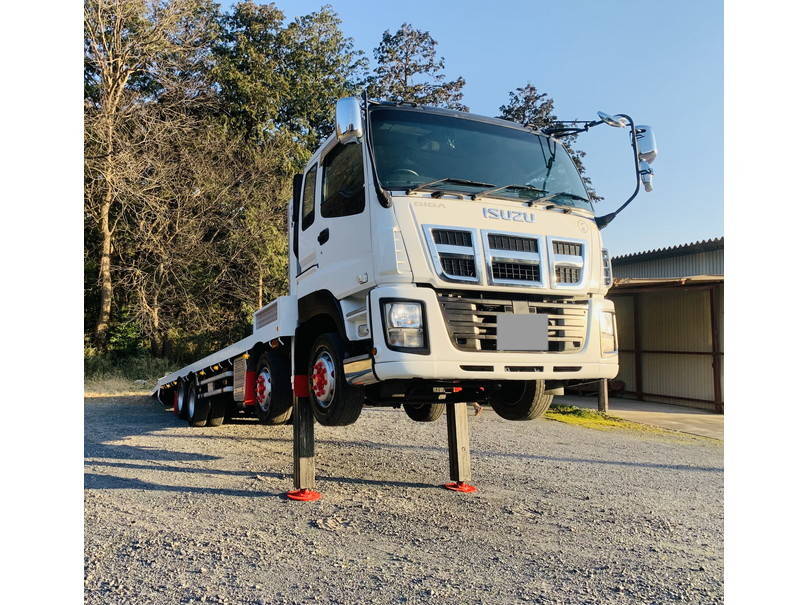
384 302 424 349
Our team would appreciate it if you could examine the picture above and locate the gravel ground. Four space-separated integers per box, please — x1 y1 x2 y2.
84 393 723 604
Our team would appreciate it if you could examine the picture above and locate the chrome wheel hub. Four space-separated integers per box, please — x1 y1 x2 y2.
256 369 272 412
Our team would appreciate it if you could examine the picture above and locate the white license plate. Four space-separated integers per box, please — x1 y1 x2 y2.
496 314 549 351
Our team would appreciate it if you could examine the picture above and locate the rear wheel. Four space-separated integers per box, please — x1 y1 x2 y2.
489 380 553 421
176 380 189 419
187 379 211 427
207 396 226 427
254 352 293 425
308 332 364 426
403 403 446 422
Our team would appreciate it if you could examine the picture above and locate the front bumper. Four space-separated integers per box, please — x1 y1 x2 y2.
368 285 618 382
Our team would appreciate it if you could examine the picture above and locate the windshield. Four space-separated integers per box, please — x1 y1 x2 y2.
369 107 592 210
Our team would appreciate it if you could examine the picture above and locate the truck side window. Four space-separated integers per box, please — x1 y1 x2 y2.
321 142 365 218
300 164 318 231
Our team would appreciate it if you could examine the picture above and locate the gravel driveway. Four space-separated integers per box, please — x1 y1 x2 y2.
84 394 723 604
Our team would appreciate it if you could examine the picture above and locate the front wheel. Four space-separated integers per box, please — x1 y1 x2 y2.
308 333 364 426
489 380 553 421
403 403 446 422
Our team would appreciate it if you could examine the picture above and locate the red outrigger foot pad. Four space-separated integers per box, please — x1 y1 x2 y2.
442 482 478 493
285 489 322 502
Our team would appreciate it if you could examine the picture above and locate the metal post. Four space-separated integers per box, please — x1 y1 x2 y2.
286 335 321 501
633 294 644 401
443 403 476 493
709 286 724 414
598 378 609 413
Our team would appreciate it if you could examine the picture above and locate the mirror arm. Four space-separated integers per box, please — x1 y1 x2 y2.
361 90 392 208
595 114 641 229
543 119 604 138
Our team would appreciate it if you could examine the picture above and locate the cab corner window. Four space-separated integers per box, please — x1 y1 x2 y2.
300 164 318 231
321 142 365 218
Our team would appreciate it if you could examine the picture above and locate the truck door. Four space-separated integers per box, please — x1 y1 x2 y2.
296 139 373 300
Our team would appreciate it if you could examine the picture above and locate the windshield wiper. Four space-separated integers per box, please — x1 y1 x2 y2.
406 177 495 195
527 191 590 207
470 184 548 200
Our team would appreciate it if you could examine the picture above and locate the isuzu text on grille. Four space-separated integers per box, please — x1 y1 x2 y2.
482 208 536 222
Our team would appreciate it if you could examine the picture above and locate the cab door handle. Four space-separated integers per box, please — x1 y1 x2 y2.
317 228 330 245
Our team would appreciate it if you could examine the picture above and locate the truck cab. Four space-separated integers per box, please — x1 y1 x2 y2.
287 98 628 426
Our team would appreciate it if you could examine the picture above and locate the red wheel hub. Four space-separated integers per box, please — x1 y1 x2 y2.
311 360 330 398
256 374 267 402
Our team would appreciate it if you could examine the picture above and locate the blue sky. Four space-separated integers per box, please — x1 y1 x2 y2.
222 0 723 256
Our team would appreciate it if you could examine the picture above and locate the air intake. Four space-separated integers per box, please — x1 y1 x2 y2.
433 229 472 247
440 254 476 278
488 234 538 253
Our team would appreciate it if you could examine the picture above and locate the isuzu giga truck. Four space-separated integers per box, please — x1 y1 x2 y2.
155 95 657 430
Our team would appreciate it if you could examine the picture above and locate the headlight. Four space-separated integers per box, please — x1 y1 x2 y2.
384 301 425 349
600 310 617 354
602 248 613 287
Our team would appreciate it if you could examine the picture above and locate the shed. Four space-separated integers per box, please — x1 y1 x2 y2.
607 238 724 412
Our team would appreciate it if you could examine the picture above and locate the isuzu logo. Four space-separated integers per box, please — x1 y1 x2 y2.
482 207 536 223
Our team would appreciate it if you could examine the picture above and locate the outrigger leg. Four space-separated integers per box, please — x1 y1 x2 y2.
286 337 321 502
443 402 477 493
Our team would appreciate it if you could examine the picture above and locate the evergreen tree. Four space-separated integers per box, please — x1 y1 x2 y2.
369 23 467 110
212 1 365 149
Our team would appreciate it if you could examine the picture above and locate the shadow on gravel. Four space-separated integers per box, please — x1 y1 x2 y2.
162 434 722 474
85 442 220 462
86 460 436 492
84 473 281 497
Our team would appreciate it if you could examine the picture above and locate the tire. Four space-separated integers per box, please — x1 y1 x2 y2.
176 380 189 419
489 380 553 421
403 403 446 422
186 379 211 427
207 396 226 427
308 332 364 426
254 352 293 425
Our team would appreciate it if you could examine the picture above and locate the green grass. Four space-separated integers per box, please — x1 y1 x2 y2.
545 404 667 433
544 404 721 445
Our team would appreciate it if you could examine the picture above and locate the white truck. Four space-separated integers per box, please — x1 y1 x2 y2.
155 94 656 440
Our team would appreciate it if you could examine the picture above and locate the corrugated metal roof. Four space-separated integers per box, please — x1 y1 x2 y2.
612 237 724 264
612 275 724 288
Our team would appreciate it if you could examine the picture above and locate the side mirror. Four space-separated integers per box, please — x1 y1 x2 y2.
635 125 657 164
597 111 629 128
335 97 363 144
639 161 654 192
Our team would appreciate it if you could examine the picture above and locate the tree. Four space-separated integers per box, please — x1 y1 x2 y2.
498 82 600 200
277 6 368 148
369 23 467 110
212 2 366 149
84 0 217 350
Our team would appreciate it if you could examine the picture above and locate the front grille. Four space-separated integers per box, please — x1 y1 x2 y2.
491 261 539 282
553 241 583 256
555 266 581 284
437 291 588 353
440 254 476 277
488 233 538 253
433 229 472 247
